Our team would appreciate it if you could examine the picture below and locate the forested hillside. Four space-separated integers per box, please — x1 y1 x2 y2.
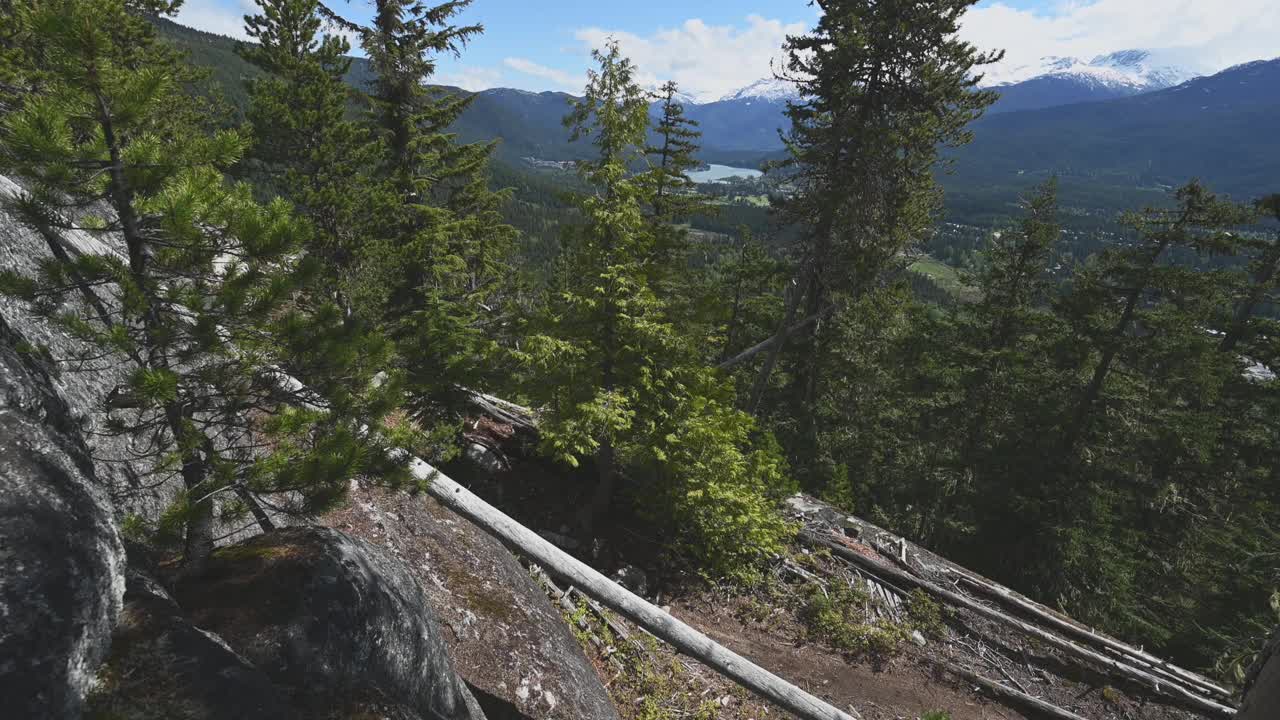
2 1 1277 718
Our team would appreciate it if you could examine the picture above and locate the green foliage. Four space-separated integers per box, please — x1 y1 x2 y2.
760 0 1003 489
515 43 792 579
822 177 1280 677
799 581 909 656
906 589 947 639
0 0 411 566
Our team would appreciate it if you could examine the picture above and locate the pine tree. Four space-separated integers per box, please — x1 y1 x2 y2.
1061 181 1249 450
643 80 718 326
338 0 514 437
515 44 792 574
536 41 653 530
1220 194 1280 353
239 0 378 293
951 180 1066 484
646 81 714 224
0 0 408 568
763 0 1003 486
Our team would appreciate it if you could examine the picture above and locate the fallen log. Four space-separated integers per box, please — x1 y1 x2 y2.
953 571 1233 701
425 465 861 720
932 658 1090 720
716 303 834 371
801 531 1236 718
462 389 538 433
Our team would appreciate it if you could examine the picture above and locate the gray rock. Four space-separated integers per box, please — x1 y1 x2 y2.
612 565 650 597
326 483 620 720
1240 626 1280 720
464 441 507 477
176 527 486 720
0 314 125 719
0 177 264 539
86 570 298 720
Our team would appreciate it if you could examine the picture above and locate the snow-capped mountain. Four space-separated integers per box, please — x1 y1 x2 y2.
981 49 1200 91
980 49 1204 113
716 77 799 104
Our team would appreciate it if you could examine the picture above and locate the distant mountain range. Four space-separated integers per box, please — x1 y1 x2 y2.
952 58 1280 199
981 49 1204 113
151 17 1278 216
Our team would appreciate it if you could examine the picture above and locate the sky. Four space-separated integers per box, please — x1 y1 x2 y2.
176 0 1280 102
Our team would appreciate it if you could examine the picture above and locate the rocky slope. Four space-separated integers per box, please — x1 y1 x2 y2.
0 175 615 720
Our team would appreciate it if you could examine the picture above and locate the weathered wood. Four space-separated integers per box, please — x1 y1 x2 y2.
716 303 833 371
933 658 1090 720
802 531 1236 718
425 466 861 720
462 388 538 432
953 570 1233 700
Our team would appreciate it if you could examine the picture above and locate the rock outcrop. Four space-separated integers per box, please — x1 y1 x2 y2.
1239 627 1280 720
0 315 125 718
86 570 298 720
175 527 486 720
326 482 620 720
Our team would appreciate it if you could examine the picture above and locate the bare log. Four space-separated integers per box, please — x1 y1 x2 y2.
952 571 1232 700
462 388 538 432
717 303 834 371
802 531 1236 718
932 658 1090 720
424 466 860 720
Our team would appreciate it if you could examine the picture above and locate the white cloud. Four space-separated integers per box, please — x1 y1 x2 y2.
574 15 808 103
961 0 1280 80
436 66 504 92
503 57 584 90
175 0 256 40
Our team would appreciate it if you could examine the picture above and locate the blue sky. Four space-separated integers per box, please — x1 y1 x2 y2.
177 0 1280 101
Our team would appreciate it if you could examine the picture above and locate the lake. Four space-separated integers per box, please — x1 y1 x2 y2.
688 164 764 183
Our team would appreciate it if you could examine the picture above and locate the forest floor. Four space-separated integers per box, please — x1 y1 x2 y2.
453 421 1231 720
536 494 1229 720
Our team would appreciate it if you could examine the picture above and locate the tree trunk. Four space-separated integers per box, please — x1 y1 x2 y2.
931 659 1090 720
718 304 834 371
953 571 1231 700
179 448 215 569
748 276 807 412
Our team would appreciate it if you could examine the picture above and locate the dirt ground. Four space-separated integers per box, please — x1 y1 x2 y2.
668 595 1027 720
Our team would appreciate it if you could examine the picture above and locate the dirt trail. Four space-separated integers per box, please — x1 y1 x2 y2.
669 599 1029 720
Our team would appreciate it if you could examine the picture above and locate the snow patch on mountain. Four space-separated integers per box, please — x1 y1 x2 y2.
716 77 798 104
979 49 1202 91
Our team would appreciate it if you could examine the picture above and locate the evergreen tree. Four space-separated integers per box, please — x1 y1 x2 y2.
1219 194 1280 353
341 0 515 440
1061 181 1249 450
239 0 378 294
0 0 408 568
646 81 714 224
763 0 1002 486
643 80 718 327
516 44 791 575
